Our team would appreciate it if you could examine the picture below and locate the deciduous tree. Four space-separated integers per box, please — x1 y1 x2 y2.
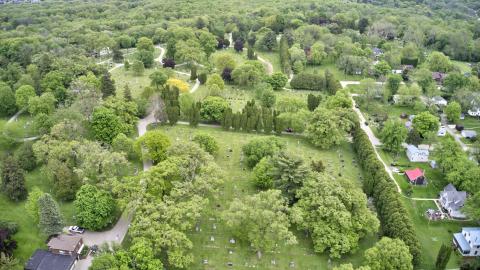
74 184 117 230
1 157 27 201
380 120 408 154
364 237 413 270
222 190 297 258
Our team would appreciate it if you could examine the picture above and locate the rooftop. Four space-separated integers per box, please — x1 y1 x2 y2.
25 250 76 270
47 234 82 252
405 168 424 181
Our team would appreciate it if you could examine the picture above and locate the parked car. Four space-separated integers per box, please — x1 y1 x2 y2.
68 226 85 234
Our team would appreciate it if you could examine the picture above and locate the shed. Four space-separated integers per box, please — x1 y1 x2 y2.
405 168 425 185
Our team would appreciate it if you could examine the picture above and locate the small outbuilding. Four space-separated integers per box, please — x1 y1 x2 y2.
431 96 447 106
47 235 84 257
405 168 426 185
406 145 429 162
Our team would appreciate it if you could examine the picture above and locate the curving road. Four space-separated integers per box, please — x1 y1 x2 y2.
76 47 199 269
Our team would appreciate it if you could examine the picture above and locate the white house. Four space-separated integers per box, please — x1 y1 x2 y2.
392 69 403 74
431 96 447 106
461 130 477 139
406 144 429 162
439 184 467 219
453 228 480 256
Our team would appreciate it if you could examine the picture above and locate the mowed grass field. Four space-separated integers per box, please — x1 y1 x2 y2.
156 124 378 269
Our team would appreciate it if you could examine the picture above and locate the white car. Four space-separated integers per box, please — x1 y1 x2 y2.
437 126 447 137
68 226 85 234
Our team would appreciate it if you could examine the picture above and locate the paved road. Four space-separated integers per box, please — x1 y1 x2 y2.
227 32 233 48
440 113 470 152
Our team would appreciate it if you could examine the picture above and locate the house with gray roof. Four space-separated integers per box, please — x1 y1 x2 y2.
406 144 429 162
440 184 467 219
453 228 480 256
25 250 76 270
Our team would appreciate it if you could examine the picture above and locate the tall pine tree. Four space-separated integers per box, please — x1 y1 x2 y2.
38 193 64 236
123 83 132 101
222 107 233 130
189 102 201 127
263 108 273 134
1 156 27 201
100 72 116 98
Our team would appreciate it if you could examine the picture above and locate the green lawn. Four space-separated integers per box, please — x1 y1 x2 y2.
378 149 446 198
111 66 193 99
155 124 376 269
0 168 75 263
256 50 281 73
403 198 475 269
457 116 480 132
304 62 367 81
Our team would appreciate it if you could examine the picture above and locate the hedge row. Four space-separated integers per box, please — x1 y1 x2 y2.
352 127 421 266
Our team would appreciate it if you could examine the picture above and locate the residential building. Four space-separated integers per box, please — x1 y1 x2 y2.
461 130 477 139
25 250 76 270
406 144 429 162
372 47 383 58
431 96 447 106
47 235 84 256
453 228 480 256
405 168 426 185
439 184 467 219
432 72 447 84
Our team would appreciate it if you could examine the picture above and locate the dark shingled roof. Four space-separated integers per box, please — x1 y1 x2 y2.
25 250 75 270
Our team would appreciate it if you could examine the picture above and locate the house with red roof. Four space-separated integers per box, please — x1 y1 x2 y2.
405 168 426 185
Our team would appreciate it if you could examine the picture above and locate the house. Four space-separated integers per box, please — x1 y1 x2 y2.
392 69 403 74
405 168 426 185
372 47 383 58
47 235 84 256
431 96 447 106
453 228 480 256
432 72 447 84
401 64 414 71
468 107 480 117
430 160 437 168
461 130 477 139
25 250 76 270
405 121 412 130
439 184 467 219
406 145 429 162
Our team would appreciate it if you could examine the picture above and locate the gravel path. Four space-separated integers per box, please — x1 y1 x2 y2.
257 55 273 75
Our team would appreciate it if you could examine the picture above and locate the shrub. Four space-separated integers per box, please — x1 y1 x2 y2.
193 133 219 155
200 96 229 123
242 136 285 168
290 72 326 91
